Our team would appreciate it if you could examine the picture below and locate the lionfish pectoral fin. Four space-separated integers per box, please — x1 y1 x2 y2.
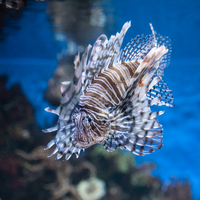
43 44 92 161
44 133 82 160
147 78 174 107
103 97 165 155
83 22 131 92
103 129 164 156
103 43 170 156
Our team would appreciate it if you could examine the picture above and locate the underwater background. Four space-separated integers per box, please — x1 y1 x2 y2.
0 0 199 199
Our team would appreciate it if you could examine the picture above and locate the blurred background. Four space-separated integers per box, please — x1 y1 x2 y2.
0 0 199 199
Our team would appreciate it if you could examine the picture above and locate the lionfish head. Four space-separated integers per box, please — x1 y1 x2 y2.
72 111 108 149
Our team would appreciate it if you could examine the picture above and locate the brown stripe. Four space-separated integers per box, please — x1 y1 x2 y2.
106 68 126 95
79 104 105 115
91 123 102 136
84 91 108 107
99 72 122 100
92 79 119 105
149 149 154 153
122 62 137 77
109 65 128 89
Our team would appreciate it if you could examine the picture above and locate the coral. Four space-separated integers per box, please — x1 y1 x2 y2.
16 146 82 200
85 146 162 200
76 177 106 200
0 75 42 152
16 146 102 200
0 76 48 199
88 145 135 175
85 145 192 200
160 178 191 200
0 154 22 189
0 75 192 200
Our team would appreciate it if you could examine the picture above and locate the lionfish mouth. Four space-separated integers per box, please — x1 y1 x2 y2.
72 133 107 149
73 140 92 149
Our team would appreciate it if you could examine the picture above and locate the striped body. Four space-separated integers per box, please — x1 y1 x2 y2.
83 61 140 107
74 61 140 147
43 21 173 160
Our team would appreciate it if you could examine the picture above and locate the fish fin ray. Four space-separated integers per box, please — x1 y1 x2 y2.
147 78 174 107
83 22 131 92
103 129 163 156
156 34 172 76
43 122 81 160
116 45 168 112
119 34 154 63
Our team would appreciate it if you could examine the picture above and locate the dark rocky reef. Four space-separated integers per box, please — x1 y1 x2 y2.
0 75 51 199
0 75 192 200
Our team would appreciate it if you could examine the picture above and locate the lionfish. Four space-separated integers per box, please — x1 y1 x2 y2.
43 21 173 160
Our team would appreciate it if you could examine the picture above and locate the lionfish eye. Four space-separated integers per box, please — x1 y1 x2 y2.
88 117 92 123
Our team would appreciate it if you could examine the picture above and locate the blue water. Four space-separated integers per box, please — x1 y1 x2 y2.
0 0 59 127
0 0 199 199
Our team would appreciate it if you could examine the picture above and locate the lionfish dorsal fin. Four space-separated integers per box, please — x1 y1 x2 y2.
156 35 172 76
83 21 131 93
149 23 172 76
117 22 173 110
82 34 108 92
119 24 156 64
59 44 91 105
117 45 168 112
102 26 173 156
149 23 157 48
